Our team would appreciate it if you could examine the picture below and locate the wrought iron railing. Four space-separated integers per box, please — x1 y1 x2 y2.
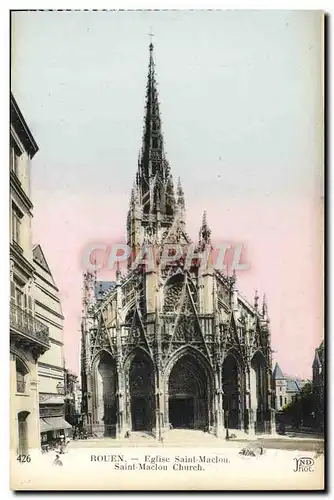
10 303 50 345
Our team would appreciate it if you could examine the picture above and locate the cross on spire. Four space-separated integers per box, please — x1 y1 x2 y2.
149 29 154 48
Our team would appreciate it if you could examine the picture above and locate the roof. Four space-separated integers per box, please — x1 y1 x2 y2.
273 362 284 379
285 377 308 393
313 340 324 368
10 92 39 158
33 244 60 292
95 281 116 299
273 361 310 393
33 244 52 275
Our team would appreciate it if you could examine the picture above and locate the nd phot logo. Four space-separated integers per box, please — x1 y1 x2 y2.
293 457 315 472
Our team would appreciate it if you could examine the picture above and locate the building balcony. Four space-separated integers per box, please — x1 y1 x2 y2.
10 302 50 358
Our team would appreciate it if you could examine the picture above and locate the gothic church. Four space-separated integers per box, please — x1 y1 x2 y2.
81 42 275 439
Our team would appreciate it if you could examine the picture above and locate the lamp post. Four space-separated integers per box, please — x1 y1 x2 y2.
225 410 230 440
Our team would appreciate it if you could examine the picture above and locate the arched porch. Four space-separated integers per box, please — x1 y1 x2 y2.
92 350 117 437
164 347 213 432
125 348 155 433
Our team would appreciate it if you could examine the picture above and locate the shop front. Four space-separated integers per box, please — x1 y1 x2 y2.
39 396 72 450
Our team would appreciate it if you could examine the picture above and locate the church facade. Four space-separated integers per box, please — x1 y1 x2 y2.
81 43 275 439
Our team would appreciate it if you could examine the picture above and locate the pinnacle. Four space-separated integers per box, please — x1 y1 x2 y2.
199 210 211 246
202 210 208 228
254 289 259 309
262 293 268 319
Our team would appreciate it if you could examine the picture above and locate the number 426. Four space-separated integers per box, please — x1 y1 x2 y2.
17 454 31 463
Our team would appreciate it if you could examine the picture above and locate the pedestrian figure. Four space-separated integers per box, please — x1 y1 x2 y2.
59 439 67 454
53 454 63 467
239 445 264 457
124 430 130 439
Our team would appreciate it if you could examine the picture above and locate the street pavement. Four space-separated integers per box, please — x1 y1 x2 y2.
67 429 324 453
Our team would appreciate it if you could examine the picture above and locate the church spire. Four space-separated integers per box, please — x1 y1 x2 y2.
136 41 172 216
127 42 180 252
142 40 161 161
199 211 211 246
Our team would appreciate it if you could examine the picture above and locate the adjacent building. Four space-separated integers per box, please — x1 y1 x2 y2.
64 370 82 428
272 362 309 411
32 244 71 445
81 43 275 439
10 94 50 456
312 341 324 430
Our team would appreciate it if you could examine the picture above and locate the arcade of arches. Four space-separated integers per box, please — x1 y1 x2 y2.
95 351 117 437
129 351 155 432
90 349 273 438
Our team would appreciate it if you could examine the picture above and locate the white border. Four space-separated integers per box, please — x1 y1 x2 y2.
1 2 330 498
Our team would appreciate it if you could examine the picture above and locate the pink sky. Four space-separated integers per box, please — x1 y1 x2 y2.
32 188 323 380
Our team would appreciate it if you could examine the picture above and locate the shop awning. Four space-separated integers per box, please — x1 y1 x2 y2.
40 417 72 432
40 419 52 432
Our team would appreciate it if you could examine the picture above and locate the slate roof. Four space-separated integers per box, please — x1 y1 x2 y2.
273 362 284 379
286 378 308 393
11 92 39 158
273 362 309 393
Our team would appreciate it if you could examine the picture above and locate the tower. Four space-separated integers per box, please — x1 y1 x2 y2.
272 362 287 410
127 41 176 258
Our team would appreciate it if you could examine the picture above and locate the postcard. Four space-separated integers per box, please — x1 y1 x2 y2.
10 9 324 491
